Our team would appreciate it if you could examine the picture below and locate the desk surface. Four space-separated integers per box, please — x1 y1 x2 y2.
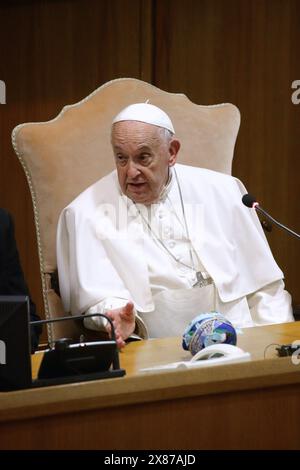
1 321 300 449
31 320 300 378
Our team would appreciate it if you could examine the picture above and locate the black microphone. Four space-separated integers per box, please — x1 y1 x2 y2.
242 194 300 240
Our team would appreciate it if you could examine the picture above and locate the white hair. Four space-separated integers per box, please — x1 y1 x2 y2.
158 127 174 144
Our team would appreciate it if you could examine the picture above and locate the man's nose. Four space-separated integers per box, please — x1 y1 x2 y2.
127 161 141 178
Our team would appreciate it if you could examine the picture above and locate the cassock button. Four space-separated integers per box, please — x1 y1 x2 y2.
178 266 189 276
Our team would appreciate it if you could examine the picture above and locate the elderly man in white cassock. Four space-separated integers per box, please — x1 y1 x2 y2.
57 103 294 348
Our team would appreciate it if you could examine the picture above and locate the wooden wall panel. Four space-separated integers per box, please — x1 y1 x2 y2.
154 0 300 303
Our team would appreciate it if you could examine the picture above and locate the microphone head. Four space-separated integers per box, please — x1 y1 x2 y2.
182 312 237 356
242 193 257 208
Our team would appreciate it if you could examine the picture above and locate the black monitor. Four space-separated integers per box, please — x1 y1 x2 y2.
0 298 126 391
0 295 32 391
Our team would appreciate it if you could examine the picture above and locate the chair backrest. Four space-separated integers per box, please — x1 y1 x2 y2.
11 78 240 343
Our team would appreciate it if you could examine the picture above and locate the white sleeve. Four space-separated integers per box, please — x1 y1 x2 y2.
57 206 133 315
247 280 294 325
83 297 130 331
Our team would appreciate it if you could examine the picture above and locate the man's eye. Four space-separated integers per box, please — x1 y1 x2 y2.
116 155 127 165
139 154 151 165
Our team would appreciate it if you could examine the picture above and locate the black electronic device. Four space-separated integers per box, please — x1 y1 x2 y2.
0 297 125 391
276 344 300 357
0 296 32 391
36 337 124 385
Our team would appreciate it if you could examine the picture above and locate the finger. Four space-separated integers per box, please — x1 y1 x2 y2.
122 302 134 318
115 330 125 348
105 310 115 320
117 338 126 349
125 301 134 312
114 328 121 339
104 311 118 331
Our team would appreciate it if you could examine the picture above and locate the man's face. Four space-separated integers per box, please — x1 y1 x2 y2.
111 121 180 205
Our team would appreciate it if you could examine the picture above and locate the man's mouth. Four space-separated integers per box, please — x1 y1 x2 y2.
127 182 147 190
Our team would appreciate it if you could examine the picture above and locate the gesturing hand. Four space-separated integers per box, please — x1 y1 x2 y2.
105 301 135 349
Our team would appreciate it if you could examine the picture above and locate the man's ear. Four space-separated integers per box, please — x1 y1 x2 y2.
168 139 180 166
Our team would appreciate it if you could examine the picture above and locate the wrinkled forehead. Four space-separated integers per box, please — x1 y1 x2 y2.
111 120 164 147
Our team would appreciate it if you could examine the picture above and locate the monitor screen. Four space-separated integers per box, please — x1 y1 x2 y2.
0 295 32 391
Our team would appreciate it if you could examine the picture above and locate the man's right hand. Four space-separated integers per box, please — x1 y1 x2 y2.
105 301 135 349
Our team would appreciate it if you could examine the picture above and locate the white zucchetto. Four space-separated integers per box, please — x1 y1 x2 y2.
112 103 175 134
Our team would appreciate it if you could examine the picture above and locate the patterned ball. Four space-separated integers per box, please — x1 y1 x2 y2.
182 312 237 356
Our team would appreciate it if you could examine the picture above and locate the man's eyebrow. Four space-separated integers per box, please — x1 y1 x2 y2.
112 144 152 153
136 145 152 152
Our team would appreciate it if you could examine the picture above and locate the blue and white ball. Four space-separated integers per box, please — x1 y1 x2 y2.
182 312 237 356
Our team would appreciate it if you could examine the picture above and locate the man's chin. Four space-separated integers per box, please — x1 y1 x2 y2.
129 194 149 204
127 191 152 205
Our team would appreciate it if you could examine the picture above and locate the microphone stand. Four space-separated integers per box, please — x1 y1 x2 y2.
243 194 300 328
253 204 300 240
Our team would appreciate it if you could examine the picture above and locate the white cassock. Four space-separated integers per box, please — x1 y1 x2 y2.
56 163 293 338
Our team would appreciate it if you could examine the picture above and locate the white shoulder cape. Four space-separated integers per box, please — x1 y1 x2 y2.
57 164 283 314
